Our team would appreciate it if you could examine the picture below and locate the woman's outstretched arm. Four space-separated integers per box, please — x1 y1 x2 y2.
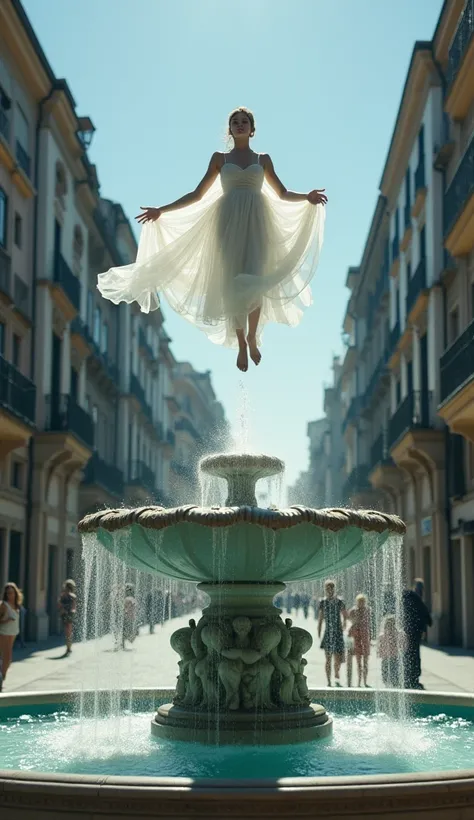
262 154 327 205
136 152 222 224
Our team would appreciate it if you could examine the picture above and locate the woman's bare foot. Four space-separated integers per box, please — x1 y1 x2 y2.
247 335 261 365
237 343 248 372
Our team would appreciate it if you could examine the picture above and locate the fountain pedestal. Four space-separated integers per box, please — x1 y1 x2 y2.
152 582 332 744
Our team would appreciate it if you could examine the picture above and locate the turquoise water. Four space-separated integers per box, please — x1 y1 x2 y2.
1 702 473 779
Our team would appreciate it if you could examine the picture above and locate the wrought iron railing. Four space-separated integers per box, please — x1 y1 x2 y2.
129 373 152 421
370 430 392 469
343 465 370 499
45 394 94 449
440 317 474 403
83 452 124 496
389 390 433 449
54 251 80 311
444 135 474 238
447 0 474 88
406 258 427 317
15 140 31 178
0 355 36 424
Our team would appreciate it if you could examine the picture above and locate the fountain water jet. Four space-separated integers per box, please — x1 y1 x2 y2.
78 452 405 745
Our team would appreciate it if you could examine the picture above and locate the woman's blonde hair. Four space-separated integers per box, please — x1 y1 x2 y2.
3 582 23 609
356 593 368 605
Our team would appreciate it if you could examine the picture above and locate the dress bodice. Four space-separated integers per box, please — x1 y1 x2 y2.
220 163 264 194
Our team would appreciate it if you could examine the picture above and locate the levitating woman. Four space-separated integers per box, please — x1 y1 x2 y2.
97 107 326 372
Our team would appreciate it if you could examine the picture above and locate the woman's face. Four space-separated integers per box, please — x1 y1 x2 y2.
229 111 252 139
5 586 15 603
325 584 335 599
357 597 365 609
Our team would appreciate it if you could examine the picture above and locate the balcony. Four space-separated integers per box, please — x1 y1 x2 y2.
342 396 360 434
83 452 124 498
15 140 31 178
88 335 120 387
438 318 474 442
45 394 94 450
53 251 81 316
0 355 36 456
406 258 428 322
128 459 156 496
0 247 12 302
175 416 201 441
412 158 426 218
363 354 389 412
370 431 392 469
389 391 433 449
343 465 370 500
444 135 474 256
446 0 474 120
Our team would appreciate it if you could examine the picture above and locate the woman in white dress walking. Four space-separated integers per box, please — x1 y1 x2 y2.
0 582 22 688
98 107 327 371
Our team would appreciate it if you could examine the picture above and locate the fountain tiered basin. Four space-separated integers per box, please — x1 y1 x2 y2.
1 453 474 819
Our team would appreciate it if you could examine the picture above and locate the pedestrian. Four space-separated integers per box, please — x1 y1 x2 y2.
402 578 432 689
145 589 155 634
98 107 327 372
58 579 77 655
346 593 371 688
0 582 23 688
122 584 138 649
301 592 310 620
317 579 348 687
378 615 406 688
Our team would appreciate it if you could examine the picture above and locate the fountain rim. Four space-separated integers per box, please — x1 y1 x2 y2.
1 687 474 801
200 452 285 477
77 505 406 535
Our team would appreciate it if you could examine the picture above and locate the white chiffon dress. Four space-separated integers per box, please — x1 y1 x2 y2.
97 154 325 348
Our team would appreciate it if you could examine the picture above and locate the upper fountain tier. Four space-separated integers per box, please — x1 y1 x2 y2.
200 452 284 506
78 452 406 585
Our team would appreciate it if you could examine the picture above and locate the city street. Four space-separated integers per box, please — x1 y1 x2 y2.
3 611 473 696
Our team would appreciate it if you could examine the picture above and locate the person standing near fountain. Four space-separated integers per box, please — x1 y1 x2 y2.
402 579 432 689
346 593 371 688
122 584 138 650
317 580 348 687
97 107 327 372
0 583 22 688
58 580 77 656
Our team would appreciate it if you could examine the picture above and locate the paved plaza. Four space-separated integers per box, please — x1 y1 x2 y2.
3 611 473 696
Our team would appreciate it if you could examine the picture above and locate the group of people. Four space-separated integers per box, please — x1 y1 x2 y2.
316 578 432 689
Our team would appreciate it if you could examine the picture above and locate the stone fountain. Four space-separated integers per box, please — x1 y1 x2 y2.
78 453 405 745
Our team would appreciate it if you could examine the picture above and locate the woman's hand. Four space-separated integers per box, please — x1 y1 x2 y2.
307 189 328 206
135 206 162 224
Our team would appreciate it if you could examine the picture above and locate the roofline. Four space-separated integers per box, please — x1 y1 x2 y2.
11 0 77 111
432 0 450 49
378 41 433 190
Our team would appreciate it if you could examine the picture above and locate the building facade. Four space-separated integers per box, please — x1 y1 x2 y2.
0 0 227 639
309 0 474 647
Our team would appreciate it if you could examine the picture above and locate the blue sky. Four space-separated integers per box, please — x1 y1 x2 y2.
22 0 443 486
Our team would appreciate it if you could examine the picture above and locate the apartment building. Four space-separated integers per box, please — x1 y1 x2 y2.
0 0 227 639
320 0 474 647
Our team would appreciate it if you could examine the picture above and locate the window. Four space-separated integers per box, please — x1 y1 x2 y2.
406 261 412 281
92 405 98 426
471 281 474 321
14 213 22 248
405 168 411 210
12 333 21 368
449 307 460 345
418 125 425 161
101 321 108 354
396 380 401 405
15 104 29 151
0 188 7 247
73 225 84 262
55 161 67 202
0 322 5 356
93 306 101 345
10 460 23 490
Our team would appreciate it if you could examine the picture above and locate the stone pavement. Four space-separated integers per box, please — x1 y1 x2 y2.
2 611 473 695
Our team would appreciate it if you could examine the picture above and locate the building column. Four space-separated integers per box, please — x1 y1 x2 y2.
60 325 71 396
412 325 421 392
427 287 444 408
461 535 474 648
78 360 87 406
